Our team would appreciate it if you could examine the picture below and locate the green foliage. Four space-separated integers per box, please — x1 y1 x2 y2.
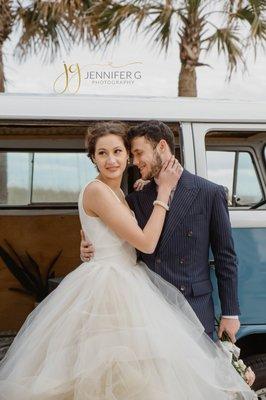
81 0 266 80
205 27 245 77
15 0 93 62
1 1 265 93
0 240 62 302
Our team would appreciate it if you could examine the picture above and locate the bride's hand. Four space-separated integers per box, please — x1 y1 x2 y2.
244 366 256 387
157 156 182 192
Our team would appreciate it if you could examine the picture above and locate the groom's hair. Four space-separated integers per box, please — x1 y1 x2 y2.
127 120 175 154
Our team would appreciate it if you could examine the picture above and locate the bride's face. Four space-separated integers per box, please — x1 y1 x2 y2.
93 134 128 180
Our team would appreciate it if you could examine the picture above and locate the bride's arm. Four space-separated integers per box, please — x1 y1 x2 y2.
83 158 181 254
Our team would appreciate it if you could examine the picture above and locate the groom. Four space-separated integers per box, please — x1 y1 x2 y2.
80 120 240 340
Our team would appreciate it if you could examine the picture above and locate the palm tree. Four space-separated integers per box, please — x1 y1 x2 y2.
0 1 14 92
78 0 266 97
0 1 14 202
0 0 98 93
1 1 266 96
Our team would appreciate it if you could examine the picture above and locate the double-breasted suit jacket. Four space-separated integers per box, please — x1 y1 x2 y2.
126 169 240 334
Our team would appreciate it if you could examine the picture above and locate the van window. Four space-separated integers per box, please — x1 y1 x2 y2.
0 151 96 206
206 151 235 203
0 121 181 206
205 130 266 208
236 152 263 206
206 150 263 207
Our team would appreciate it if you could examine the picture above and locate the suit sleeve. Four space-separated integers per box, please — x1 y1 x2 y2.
125 193 135 211
210 186 241 316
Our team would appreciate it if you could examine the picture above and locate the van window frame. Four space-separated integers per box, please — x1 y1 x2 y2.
205 146 265 208
0 148 92 210
191 122 266 213
0 120 183 211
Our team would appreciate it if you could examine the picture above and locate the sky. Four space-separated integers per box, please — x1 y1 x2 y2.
3 15 266 100
2 9 266 200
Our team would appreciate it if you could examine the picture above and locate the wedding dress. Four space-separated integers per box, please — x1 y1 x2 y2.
0 180 257 400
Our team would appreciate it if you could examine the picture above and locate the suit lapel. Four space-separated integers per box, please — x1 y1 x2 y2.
159 170 200 250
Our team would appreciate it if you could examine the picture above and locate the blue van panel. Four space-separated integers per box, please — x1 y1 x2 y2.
211 227 266 325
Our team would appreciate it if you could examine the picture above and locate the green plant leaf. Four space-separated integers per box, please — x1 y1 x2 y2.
46 249 62 281
4 240 43 290
0 246 37 294
8 287 32 296
25 251 44 288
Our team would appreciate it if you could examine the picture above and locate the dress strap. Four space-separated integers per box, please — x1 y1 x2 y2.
92 179 122 203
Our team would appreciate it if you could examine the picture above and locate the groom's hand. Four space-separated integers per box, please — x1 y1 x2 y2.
218 317 240 343
133 179 150 191
80 230 95 262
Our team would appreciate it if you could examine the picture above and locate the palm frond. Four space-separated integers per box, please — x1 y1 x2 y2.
234 0 266 45
144 2 176 51
186 0 205 15
14 0 96 63
0 0 14 45
205 26 245 78
86 0 152 48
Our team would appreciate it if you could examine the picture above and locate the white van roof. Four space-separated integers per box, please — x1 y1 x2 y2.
0 94 265 124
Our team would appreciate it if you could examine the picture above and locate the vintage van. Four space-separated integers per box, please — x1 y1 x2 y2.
0 94 265 395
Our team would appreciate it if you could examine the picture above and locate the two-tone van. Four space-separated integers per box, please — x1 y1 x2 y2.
0 94 265 395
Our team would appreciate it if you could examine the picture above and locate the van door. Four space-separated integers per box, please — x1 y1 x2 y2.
191 122 266 392
191 123 266 324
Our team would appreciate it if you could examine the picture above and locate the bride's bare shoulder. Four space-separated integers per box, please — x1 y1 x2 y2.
83 181 117 207
84 181 106 199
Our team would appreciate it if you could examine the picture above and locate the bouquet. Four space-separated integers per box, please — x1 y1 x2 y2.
216 317 256 388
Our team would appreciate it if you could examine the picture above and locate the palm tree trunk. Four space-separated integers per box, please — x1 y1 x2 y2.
177 6 203 98
178 65 197 97
0 0 14 92
0 0 14 203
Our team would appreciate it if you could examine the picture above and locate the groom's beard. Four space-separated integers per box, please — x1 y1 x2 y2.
146 150 163 180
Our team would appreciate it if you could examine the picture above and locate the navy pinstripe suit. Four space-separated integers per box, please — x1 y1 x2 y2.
126 169 240 335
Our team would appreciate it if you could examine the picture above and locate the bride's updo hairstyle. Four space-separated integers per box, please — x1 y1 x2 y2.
86 121 129 163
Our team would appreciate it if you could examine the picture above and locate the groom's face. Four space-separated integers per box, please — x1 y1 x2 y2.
131 136 162 180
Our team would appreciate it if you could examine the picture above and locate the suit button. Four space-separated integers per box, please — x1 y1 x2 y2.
180 258 184 264
186 230 193 237
180 285 185 292
156 258 161 264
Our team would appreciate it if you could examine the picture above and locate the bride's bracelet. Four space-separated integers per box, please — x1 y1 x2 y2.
153 200 169 211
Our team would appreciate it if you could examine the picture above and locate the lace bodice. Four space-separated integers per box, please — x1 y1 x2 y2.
78 180 137 265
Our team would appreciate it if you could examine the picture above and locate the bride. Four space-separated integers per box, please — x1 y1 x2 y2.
0 122 257 399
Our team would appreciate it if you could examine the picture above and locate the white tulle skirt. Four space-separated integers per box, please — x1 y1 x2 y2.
0 259 257 400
